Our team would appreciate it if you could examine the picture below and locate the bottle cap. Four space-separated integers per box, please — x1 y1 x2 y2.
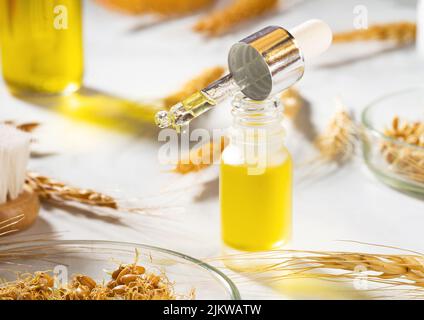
228 19 332 101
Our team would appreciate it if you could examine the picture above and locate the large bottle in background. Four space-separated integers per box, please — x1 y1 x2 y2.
0 0 83 95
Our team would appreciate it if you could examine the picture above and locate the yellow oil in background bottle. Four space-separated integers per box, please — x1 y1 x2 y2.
220 95 292 252
0 0 83 94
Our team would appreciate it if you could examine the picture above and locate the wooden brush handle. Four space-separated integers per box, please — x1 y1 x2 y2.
0 186 40 234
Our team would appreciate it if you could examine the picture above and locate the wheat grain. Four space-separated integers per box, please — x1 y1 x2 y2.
381 116 424 183
194 0 278 36
0 259 177 300
334 22 416 45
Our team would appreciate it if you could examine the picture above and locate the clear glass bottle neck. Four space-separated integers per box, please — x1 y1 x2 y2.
229 94 285 143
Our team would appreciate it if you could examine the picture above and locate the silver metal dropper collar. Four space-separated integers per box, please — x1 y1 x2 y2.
228 26 304 101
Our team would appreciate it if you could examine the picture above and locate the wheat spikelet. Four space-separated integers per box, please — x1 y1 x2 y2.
25 172 118 210
194 0 278 36
280 88 304 119
315 103 358 163
164 66 225 109
333 22 416 45
174 136 228 174
96 0 214 15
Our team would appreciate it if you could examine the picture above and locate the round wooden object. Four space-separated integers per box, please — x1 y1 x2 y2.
0 187 40 234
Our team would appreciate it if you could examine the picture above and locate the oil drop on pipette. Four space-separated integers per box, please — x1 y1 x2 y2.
156 74 238 132
156 92 216 133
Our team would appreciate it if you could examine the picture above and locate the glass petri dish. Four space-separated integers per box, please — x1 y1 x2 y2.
0 240 240 300
361 86 424 195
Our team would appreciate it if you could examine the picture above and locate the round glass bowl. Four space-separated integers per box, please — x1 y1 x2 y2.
361 87 424 195
0 240 240 300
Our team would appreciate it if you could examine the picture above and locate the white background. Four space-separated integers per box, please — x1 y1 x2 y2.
1 0 424 299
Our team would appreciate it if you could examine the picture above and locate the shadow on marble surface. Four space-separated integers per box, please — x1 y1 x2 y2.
195 177 219 202
11 86 160 139
41 201 131 227
379 180 424 202
318 45 414 69
291 96 317 143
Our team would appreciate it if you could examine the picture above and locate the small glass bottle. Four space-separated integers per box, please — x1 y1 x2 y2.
220 94 292 252
0 0 83 95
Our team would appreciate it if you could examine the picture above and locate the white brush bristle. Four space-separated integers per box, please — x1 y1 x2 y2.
0 125 31 204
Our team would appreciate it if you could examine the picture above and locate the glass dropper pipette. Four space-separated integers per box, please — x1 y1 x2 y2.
155 20 333 132
155 74 237 132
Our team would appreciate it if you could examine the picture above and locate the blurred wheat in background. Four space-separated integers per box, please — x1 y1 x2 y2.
96 0 214 15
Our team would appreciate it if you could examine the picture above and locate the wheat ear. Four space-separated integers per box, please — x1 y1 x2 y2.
223 249 424 296
315 100 358 163
26 172 118 209
334 22 416 44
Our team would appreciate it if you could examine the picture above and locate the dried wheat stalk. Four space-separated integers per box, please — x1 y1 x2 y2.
25 172 118 210
164 66 225 108
96 0 214 15
381 117 424 183
194 0 278 36
174 136 229 174
334 22 416 45
0 215 25 237
219 249 424 298
315 104 358 163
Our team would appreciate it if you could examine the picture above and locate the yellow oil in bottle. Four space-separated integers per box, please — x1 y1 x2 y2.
0 0 83 94
220 158 292 252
